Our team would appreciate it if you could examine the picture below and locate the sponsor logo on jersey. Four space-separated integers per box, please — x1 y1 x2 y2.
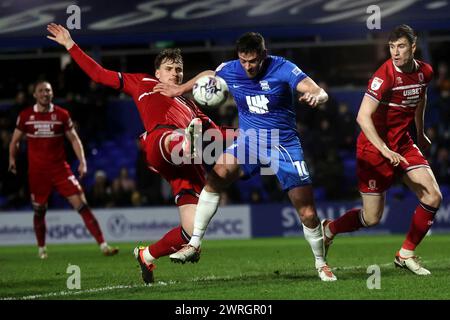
371 77 384 91
33 123 54 134
260 80 270 91
403 87 422 97
246 95 269 114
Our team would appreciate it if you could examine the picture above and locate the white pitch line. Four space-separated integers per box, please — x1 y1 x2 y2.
1 259 445 300
0 282 174 300
333 262 393 271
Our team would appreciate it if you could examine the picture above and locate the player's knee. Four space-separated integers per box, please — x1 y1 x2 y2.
297 206 316 223
421 189 442 209
33 205 47 216
208 165 235 191
361 209 383 227
364 215 381 227
76 202 89 214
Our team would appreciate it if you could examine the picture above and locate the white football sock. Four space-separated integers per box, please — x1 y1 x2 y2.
143 246 156 264
399 248 415 258
323 223 334 239
189 189 220 248
99 242 109 251
302 223 326 269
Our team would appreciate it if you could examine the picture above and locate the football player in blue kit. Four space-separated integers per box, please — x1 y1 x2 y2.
154 32 336 281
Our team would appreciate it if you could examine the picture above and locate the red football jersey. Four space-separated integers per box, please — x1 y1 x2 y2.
16 104 73 170
360 59 433 151
120 73 212 132
68 44 216 134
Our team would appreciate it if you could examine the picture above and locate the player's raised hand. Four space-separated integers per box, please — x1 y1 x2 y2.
299 92 319 108
46 23 75 50
78 162 87 179
380 146 409 167
153 83 183 97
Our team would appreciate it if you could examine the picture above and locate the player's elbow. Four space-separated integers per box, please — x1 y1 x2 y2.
356 113 367 128
320 88 328 103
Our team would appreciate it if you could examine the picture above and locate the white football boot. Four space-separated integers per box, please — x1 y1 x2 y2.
394 252 431 275
38 246 48 259
317 264 337 282
169 244 201 264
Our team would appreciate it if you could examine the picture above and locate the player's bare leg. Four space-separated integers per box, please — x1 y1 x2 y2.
322 193 384 256
170 153 243 263
67 193 119 256
288 186 337 281
33 203 48 259
395 167 442 275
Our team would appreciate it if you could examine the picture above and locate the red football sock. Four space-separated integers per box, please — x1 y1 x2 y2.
78 205 105 244
329 208 365 235
149 226 190 259
33 213 46 247
402 203 437 251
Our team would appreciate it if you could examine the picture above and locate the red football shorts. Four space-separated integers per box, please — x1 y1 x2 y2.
357 141 429 194
29 163 83 205
140 128 206 206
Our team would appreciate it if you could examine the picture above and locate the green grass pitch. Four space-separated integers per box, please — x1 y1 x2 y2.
1 234 449 300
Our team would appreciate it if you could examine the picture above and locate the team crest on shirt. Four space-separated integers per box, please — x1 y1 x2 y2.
395 77 403 85
371 77 384 91
368 179 377 190
30 115 35 121
418 72 424 83
260 80 270 91
51 114 57 120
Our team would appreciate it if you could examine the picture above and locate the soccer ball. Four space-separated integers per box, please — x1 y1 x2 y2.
192 75 229 108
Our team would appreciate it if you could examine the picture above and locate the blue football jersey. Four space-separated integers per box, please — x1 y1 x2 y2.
216 55 307 142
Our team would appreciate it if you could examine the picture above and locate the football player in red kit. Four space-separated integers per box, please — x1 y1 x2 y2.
47 23 231 284
322 25 442 275
8 81 119 259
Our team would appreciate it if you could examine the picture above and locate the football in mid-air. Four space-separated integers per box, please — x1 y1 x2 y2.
192 75 229 108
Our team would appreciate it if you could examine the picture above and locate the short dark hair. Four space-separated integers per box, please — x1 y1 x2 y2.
154 48 183 70
388 24 417 45
33 80 51 92
236 32 266 55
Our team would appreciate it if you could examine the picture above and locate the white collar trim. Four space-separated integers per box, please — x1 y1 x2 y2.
33 103 54 113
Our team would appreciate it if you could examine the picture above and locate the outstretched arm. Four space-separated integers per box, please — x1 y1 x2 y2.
47 23 121 90
8 129 25 175
65 128 87 179
296 77 328 108
357 95 409 167
153 70 215 97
